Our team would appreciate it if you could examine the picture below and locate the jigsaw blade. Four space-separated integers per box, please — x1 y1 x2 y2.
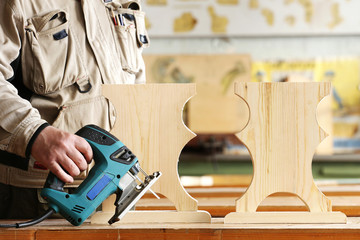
108 171 161 224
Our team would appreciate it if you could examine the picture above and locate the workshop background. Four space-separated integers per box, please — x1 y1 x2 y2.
141 0 360 187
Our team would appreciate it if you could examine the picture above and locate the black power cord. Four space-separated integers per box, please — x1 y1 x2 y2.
0 208 55 228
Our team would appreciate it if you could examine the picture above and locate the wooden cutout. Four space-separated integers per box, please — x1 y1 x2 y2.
286 75 333 155
92 209 210 224
225 212 347 224
224 82 347 224
91 83 211 224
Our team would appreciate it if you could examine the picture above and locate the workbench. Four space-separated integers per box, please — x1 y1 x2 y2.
3 161 360 239
1 218 360 240
2 184 360 239
135 188 360 217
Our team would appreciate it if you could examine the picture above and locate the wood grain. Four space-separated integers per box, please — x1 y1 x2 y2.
224 82 346 223
132 195 360 217
92 210 211 224
2 218 360 240
0 230 34 240
96 83 211 223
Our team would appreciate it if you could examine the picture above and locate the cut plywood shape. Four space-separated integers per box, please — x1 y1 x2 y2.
91 208 210 224
225 212 347 224
144 54 251 133
315 95 333 155
224 82 346 224
286 74 333 155
92 83 211 224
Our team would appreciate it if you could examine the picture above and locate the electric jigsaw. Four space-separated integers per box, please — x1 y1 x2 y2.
40 124 161 226
18 124 160 227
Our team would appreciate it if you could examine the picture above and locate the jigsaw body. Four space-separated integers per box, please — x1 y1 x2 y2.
41 125 160 226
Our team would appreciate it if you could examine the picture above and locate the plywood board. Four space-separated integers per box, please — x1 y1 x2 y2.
94 83 211 224
91 210 211 224
223 82 346 223
225 212 347 224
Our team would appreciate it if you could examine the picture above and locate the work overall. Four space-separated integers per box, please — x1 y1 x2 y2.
0 0 149 218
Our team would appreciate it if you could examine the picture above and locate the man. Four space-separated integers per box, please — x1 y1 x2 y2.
0 0 149 218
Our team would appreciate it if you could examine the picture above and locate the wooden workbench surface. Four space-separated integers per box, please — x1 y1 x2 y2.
135 184 360 217
1 218 360 240
135 195 360 217
2 183 360 239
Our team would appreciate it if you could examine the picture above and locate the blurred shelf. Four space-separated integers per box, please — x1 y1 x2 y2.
179 153 360 179
180 153 360 162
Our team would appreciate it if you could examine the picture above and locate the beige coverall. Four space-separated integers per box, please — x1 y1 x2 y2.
0 0 149 189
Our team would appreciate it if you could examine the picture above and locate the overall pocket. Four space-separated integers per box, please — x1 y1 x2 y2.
106 3 150 74
22 10 88 95
52 96 116 133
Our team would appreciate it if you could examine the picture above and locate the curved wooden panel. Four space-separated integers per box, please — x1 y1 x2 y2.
102 83 197 211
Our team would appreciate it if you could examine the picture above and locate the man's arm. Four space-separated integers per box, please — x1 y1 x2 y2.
0 1 92 183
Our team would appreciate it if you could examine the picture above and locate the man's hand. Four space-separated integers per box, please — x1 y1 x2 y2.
31 126 93 183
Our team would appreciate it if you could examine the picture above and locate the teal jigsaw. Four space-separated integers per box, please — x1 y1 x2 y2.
41 125 161 226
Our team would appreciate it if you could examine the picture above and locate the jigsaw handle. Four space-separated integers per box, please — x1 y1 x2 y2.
43 124 116 192
44 172 65 192
41 125 140 226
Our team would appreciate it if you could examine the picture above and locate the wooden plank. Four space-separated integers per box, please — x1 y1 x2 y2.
2 218 360 240
36 230 119 240
102 84 198 212
221 229 360 240
232 82 332 213
2 217 360 229
0 230 35 240
224 212 347 224
117 229 222 240
133 196 360 217
286 75 333 155
99 83 211 224
92 210 211 224
34 229 220 240
34 228 360 240
220 82 345 223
